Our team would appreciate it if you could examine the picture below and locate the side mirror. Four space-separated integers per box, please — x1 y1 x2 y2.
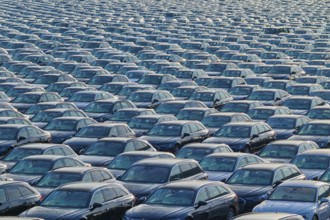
251 134 259 139
320 198 329 204
275 97 281 102
17 136 26 142
291 71 296 75
194 201 207 209
220 178 227 182
142 131 147 135
312 176 319 181
272 180 283 188
182 133 190 138
152 99 159 104
90 202 102 211
139 197 147 203
214 99 220 103
116 175 122 180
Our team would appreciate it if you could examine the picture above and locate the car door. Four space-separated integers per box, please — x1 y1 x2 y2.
249 125 263 151
16 127 30 145
317 185 330 220
205 185 232 219
181 124 192 145
86 189 108 220
192 187 213 220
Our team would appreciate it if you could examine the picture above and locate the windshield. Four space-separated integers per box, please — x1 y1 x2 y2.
12 94 40 103
200 157 237 172
10 159 53 175
121 165 170 183
189 92 214 101
171 88 194 98
146 188 195 206
26 105 53 114
287 86 309 95
268 186 316 203
220 103 248 113
41 190 91 208
307 109 330 119
147 124 182 137
127 93 153 102
84 141 125 157
297 124 330 136
227 169 273 185
248 109 273 120
138 75 161 85
108 155 147 170
36 172 81 188
202 115 231 128
84 102 114 113
176 148 213 161
269 66 290 74
263 82 286 90
110 111 141 122
215 125 250 138
229 87 252 95
248 91 274 101
156 103 184 114
69 93 95 102
0 127 18 140
128 118 157 130
208 79 231 89
44 119 77 131
266 117 296 129
176 110 205 121
291 155 330 169
3 148 43 161
319 170 330 182
259 145 298 159
283 99 311 110
75 126 110 138
31 112 62 123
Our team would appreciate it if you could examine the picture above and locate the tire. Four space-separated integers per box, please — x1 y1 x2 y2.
226 207 236 220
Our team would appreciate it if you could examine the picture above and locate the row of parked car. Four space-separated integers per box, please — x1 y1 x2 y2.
0 0 329 219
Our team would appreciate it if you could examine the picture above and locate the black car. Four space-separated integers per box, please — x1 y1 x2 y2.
203 122 275 153
78 137 156 166
63 123 136 153
124 180 239 220
1 155 88 184
139 120 209 153
34 167 116 198
20 182 135 220
0 124 51 156
0 143 77 170
0 181 41 215
107 151 175 178
118 158 208 202
226 163 306 212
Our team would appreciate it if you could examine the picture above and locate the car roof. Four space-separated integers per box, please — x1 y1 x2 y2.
269 140 314 146
58 182 120 192
182 143 229 149
279 180 329 188
157 120 197 125
234 212 303 220
133 158 196 167
117 151 174 157
161 180 224 190
22 155 71 161
49 166 105 174
16 143 69 149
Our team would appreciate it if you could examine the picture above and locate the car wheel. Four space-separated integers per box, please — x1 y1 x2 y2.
312 215 318 220
226 207 236 220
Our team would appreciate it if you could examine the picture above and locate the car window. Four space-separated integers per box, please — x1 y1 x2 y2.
91 190 105 204
110 127 119 136
53 159 65 169
82 172 93 182
273 169 284 183
206 186 221 200
100 171 112 180
117 126 127 135
237 158 248 168
102 188 117 201
281 167 295 180
246 156 258 164
251 126 259 136
180 163 194 178
318 186 330 200
182 125 190 134
169 165 182 181
189 123 199 133
52 148 65 155
63 158 76 167
134 141 150 151
91 171 104 182
27 127 38 136
61 147 75 156
0 188 7 202
18 128 29 139
18 186 35 197
196 188 209 202
114 187 128 197
6 186 21 200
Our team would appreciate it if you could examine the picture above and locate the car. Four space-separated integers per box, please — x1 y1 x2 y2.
33 167 116 197
0 181 41 216
282 96 326 115
203 122 275 153
127 114 177 137
199 152 266 181
20 182 135 220
77 137 156 166
201 112 252 134
67 91 115 109
117 158 207 202
253 180 330 220
258 140 319 163
1 155 88 184
226 163 306 212
228 85 261 100
124 180 239 220
155 100 207 115
126 89 175 108
176 143 232 161
0 143 77 170
247 106 292 121
83 100 136 122
107 151 175 178
63 123 136 153
266 115 311 139
0 124 51 156
290 149 330 180
233 212 304 220
188 89 233 108
139 120 209 153
218 100 264 113
289 120 330 149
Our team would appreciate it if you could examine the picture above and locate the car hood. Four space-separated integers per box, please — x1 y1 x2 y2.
77 155 114 166
206 171 232 181
138 136 180 145
254 200 315 214
20 206 84 219
125 204 191 219
2 173 41 183
299 169 325 180
228 184 272 197
118 181 161 196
